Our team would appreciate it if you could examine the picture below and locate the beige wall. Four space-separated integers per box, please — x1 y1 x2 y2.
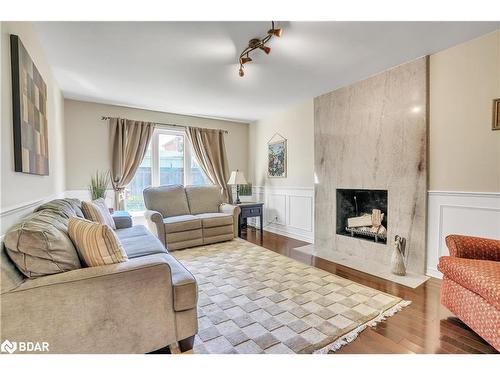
1 22 66 211
429 30 500 192
64 99 249 190
248 100 314 187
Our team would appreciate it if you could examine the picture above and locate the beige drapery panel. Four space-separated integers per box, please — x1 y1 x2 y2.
109 118 155 210
185 127 232 203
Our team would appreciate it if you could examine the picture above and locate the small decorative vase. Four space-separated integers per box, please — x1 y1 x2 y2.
391 235 407 276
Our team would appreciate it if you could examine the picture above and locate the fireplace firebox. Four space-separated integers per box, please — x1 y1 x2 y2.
336 189 388 244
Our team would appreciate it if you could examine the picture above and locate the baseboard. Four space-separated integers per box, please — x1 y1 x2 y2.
247 222 314 243
425 267 442 279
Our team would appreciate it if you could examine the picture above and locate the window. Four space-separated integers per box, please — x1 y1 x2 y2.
126 129 210 212
158 133 184 186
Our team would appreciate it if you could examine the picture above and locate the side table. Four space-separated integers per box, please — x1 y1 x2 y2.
237 202 264 237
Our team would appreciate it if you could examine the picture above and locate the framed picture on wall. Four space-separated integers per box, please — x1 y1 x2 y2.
267 135 287 178
10 34 49 175
493 98 500 131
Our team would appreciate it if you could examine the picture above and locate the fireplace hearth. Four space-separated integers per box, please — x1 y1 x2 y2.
336 189 388 244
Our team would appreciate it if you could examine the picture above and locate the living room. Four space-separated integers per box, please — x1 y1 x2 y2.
1 1 499 372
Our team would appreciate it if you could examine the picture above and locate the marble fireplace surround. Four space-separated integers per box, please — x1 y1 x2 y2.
298 57 429 287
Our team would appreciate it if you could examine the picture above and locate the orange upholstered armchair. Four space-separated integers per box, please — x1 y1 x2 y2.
438 235 500 351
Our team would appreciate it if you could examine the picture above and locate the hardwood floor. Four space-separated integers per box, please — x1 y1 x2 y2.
241 228 498 354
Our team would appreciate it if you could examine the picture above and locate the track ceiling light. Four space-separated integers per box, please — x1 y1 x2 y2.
238 21 282 77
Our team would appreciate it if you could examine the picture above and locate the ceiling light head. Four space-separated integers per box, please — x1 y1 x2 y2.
260 45 271 55
239 56 252 65
239 67 244 77
268 28 283 37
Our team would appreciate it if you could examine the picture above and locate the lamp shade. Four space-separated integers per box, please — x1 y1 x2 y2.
227 170 248 185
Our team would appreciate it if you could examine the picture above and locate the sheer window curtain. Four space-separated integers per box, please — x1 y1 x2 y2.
109 118 156 210
185 127 233 203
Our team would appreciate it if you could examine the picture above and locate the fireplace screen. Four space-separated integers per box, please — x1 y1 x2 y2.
336 189 388 243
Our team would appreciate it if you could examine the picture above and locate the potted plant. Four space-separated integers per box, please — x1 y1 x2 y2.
89 170 110 201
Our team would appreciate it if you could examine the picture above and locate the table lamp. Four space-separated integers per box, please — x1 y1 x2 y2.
227 169 248 204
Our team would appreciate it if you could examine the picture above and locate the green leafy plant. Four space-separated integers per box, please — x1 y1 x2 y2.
89 170 110 200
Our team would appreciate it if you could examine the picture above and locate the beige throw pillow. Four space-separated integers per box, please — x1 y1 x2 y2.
68 217 128 267
81 198 116 229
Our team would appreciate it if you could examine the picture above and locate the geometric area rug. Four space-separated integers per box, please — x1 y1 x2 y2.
172 238 411 354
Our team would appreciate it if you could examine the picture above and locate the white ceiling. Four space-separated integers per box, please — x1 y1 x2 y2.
34 21 499 122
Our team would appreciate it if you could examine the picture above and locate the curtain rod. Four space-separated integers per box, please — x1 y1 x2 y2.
100 116 228 134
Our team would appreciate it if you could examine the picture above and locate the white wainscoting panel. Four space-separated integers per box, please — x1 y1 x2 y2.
266 193 287 225
0 194 64 236
289 195 313 232
248 186 314 243
426 191 500 278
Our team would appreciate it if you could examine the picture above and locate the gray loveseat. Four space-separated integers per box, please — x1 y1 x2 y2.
0 199 198 354
144 185 241 250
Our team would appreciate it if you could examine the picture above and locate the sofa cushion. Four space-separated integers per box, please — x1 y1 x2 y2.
143 185 190 218
1 243 25 293
35 198 84 219
438 256 500 310
185 185 223 215
166 229 203 244
3 210 82 278
195 212 234 228
81 198 116 229
68 217 128 267
163 215 202 233
116 225 167 258
166 235 203 251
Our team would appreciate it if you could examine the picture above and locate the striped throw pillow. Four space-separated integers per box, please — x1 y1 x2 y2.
68 217 128 267
81 198 116 229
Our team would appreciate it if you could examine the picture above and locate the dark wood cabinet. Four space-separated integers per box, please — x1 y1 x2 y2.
237 202 264 237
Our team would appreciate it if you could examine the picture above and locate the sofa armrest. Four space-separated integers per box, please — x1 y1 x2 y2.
112 211 133 229
144 209 166 246
446 235 500 261
2 253 198 353
220 203 241 238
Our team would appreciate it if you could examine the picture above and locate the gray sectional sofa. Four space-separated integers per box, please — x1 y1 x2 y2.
0 199 198 354
144 185 241 250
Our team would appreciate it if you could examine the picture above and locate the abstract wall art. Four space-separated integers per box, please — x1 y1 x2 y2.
10 34 49 175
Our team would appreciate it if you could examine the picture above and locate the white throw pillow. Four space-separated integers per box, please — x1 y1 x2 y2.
81 198 116 229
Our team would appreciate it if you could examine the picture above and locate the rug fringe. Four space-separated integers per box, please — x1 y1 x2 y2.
313 299 412 354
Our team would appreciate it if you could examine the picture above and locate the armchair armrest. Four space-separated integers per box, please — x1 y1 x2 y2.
220 203 241 238
144 209 166 246
446 235 500 261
